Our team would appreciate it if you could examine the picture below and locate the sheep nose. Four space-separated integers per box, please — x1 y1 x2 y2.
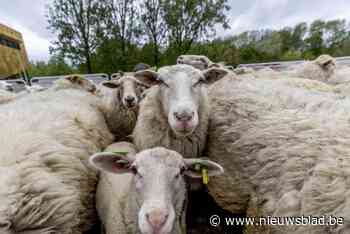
90 86 96 93
125 96 135 104
146 210 169 230
174 111 194 122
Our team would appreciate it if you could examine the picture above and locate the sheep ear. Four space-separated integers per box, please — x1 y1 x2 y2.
202 67 228 84
183 158 224 178
111 71 124 80
89 152 135 174
101 81 120 89
134 70 161 87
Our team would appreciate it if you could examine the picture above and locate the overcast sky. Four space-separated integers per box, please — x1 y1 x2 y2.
1 0 350 62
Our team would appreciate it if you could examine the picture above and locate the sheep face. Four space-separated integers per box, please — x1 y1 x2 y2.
315 54 336 73
135 65 228 137
177 55 211 70
101 76 148 109
62 75 96 93
90 147 224 234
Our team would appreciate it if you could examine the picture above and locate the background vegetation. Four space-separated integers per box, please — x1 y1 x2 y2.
28 0 350 76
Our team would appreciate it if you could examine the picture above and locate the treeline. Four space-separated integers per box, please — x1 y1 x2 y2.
29 0 350 76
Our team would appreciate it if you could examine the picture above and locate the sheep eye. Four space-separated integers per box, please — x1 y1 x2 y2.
131 166 138 175
174 173 180 179
193 80 203 87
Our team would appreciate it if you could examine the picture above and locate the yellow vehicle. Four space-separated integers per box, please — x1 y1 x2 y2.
0 23 29 79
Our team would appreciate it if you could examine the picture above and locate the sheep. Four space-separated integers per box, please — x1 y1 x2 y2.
205 75 350 233
51 74 97 93
90 144 224 234
233 67 255 75
286 54 336 83
132 64 228 158
96 75 149 141
0 88 117 234
176 54 232 72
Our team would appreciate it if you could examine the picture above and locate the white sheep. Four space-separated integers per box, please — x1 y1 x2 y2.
96 74 149 141
0 88 118 233
90 143 224 234
233 67 255 75
285 54 336 83
51 74 97 93
177 55 214 70
132 64 228 158
206 75 350 233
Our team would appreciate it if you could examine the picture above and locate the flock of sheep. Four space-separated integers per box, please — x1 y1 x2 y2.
0 54 350 234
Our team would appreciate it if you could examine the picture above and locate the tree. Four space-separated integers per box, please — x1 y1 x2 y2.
96 0 141 70
324 19 348 55
139 0 168 66
28 54 76 77
305 19 326 56
47 0 101 73
163 0 230 55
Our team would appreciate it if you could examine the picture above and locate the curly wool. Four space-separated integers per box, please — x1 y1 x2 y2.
0 89 114 234
206 76 350 233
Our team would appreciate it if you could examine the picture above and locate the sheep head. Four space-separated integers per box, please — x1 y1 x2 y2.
315 54 336 73
135 64 228 137
176 55 213 70
100 75 149 109
90 146 224 234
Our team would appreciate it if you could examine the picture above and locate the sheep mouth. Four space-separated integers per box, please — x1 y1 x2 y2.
172 125 196 137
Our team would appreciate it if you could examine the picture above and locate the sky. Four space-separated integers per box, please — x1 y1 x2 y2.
1 0 350 62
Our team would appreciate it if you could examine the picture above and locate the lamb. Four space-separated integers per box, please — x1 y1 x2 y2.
51 74 97 93
132 64 228 158
286 54 336 82
0 88 117 234
206 75 350 233
90 143 224 234
96 74 149 140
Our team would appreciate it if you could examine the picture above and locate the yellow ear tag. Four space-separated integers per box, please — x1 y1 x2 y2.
202 168 209 185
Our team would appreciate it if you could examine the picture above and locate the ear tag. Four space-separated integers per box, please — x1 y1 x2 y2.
202 168 209 185
194 163 209 185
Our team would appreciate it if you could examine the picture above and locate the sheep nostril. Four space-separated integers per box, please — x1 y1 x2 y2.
174 112 194 122
125 96 135 103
